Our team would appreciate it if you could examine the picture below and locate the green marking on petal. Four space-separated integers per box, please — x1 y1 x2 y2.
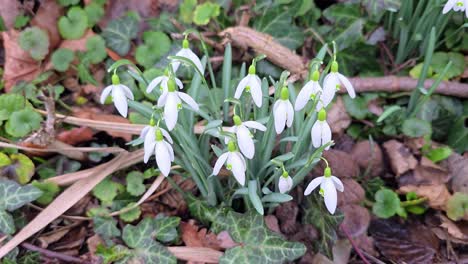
319 188 325 197
177 103 182 110
227 163 232 170
335 84 341 91
245 86 251 92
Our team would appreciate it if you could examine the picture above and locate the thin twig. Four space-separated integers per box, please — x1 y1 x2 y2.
21 242 89 263
340 224 371 264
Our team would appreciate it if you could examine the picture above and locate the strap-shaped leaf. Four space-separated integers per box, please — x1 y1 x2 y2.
0 180 42 211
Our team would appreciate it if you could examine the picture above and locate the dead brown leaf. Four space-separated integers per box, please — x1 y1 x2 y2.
180 221 224 251
37 226 72 248
383 140 418 176
99 0 158 29
350 140 384 177
340 204 370 238
367 98 383 116
327 97 351 135
446 153 468 194
264 215 281 234
315 149 360 178
275 201 299 235
399 184 451 210
2 30 42 91
72 108 132 141
439 215 468 242
0 0 21 29
31 0 63 49
57 127 95 146
413 157 450 185
337 179 365 206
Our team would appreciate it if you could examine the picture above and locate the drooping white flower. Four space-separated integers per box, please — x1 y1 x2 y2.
273 87 294 134
212 141 247 186
322 61 355 108
278 171 293 193
157 79 199 131
295 70 323 111
224 115 266 159
100 74 134 117
234 65 263 107
311 108 332 150
443 0 468 17
146 71 184 94
304 167 344 214
142 127 174 176
171 39 204 74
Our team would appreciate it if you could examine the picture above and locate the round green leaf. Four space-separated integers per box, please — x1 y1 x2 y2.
5 109 42 137
18 27 50 61
85 35 107 64
135 31 171 69
126 171 146 196
401 118 432 138
120 203 141 222
446 192 468 221
193 2 220 26
57 0 80 6
51 48 74 72
84 3 104 27
58 7 88 40
431 52 465 80
372 189 400 218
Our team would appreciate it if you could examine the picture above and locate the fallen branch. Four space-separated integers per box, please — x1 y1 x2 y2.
21 242 88 264
220 26 468 98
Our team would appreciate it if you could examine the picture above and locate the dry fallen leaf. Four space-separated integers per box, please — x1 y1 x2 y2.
340 204 370 238
180 221 224 250
337 179 365 206
350 140 384 178
413 157 450 185
399 184 451 210
327 97 351 135
264 215 281 234
31 0 63 49
0 0 21 29
57 127 95 146
383 140 418 176
72 108 133 141
439 215 468 242
275 201 299 235
2 30 42 91
446 153 468 194
315 149 360 178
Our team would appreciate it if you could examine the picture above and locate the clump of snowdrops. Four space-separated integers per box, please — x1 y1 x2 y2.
101 33 356 215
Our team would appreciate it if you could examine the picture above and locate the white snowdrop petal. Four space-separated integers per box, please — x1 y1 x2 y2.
234 76 250 99
140 125 151 139
279 176 293 194
112 87 129 117
164 93 180 131
443 0 456 13
164 141 175 161
295 81 314 111
331 176 344 192
184 49 204 74
213 152 229 175
311 121 322 148
286 101 294 128
322 178 338 214
143 126 156 149
237 126 255 159
157 91 169 108
234 152 247 170
144 141 156 163
178 92 199 111
322 73 338 107
119 84 134 100
175 78 184 89
230 153 246 186
250 75 263 107
274 101 287 134
304 176 324 195
155 142 171 176
147 76 164 93
160 128 173 144
322 121 332 150
100 85 113 104
243 121 267 131
337 73 356 98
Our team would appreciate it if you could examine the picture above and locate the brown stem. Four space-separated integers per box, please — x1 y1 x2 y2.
21 242 89 263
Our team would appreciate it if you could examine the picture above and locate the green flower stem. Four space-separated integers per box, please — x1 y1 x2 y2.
400 197 427 207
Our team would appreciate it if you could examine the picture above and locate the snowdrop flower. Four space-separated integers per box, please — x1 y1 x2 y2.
172 39 204 74
322 61 355 108
295 71 323 111
146 70 183 94
212 141 247 186
278 171 293 194
304 167 344 214
273 87 294 134
158 79 199 131
142 127 174 176
443 0 468 17
224 115 266 159
100 73 134 117
311 108 332 150
234 65 263 107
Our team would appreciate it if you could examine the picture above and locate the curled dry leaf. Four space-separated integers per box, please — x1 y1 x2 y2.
327 97 351 135
446 153 468 194
383 140 418 176
72 108 132 141
264 215 281 234
337 179 365 207
399 184 451 210
31 0 63 49
414 157 450 185
57 127 95 146
0 0 21 29
430 214 468 245
315 149 360 178
350 140 384 178
180 221 225 250
2 30 42 91
339 204 370 238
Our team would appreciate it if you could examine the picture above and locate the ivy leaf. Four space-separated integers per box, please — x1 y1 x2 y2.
30 181 60 205
361 0 401 21
58 7 88 40
84 35 107 64
119 203 141 223
51 48 74 72
96 245 130 264
18 27 49 60
135 31 171 69
446 192 468 221
5 108 42 137
102 14 139 56
92 177 124 204
153 214 180 243
57 0 80 6
372 189 401 219
401 118 432 138
0 210 15 234
193 2 221 26
93 216 121 239
120 218 177 264
84 2 104 27
126 171 146 196
0 153 35 184
0 179 42 211
303 194 344 258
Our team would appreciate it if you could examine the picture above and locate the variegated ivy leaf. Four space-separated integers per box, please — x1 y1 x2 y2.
153 214 180 243
0 210 15 235
119 218 176 264
93 216 121 239
0 179 42 211
187 196 306 263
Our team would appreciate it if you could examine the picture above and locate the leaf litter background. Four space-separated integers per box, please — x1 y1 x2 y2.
0 0 467 263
